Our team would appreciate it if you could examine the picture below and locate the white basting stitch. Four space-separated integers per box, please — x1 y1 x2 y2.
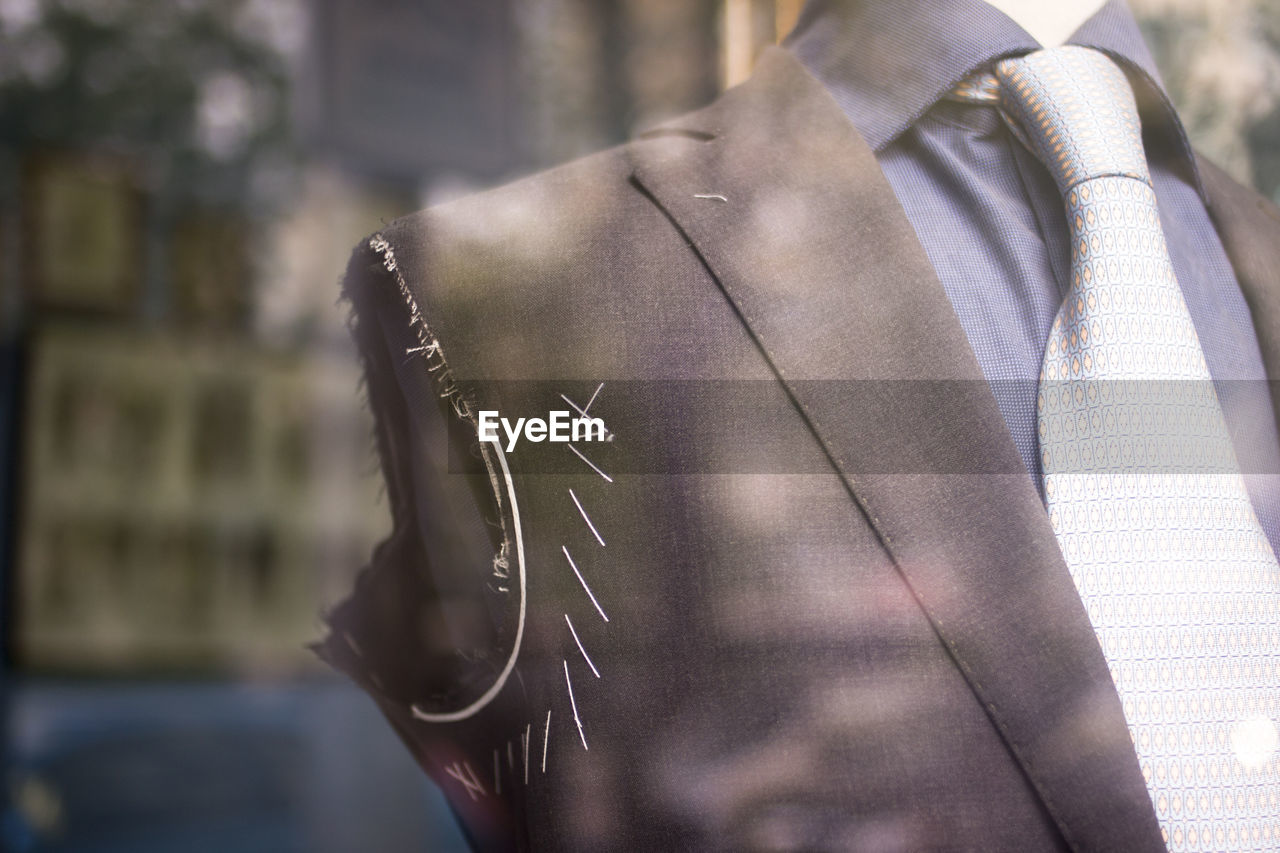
568 443 613 483
565 613 601 678
542 710 551 773
444 761 486 801
564 660 588 751
560 389 615 441
562 545 609 622
569 488 606 546
411 435 526 723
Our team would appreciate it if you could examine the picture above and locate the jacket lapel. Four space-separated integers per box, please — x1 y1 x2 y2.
630 46 1164 852
1200 155 1280 422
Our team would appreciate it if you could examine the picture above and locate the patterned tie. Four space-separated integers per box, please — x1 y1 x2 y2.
953 47 1280 851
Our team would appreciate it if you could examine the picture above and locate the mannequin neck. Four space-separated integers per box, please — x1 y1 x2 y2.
983 0 1108 46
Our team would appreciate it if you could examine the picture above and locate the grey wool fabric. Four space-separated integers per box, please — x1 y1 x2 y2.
316 47 1280 852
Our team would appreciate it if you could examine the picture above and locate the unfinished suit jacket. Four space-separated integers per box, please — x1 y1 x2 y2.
317 47 1280 852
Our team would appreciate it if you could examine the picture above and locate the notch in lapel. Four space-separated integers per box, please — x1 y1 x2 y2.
629 46 1164 852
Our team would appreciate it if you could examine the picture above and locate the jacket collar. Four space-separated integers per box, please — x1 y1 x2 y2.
629 45 1167 852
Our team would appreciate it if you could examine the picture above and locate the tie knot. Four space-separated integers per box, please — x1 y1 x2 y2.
995 46 1148 192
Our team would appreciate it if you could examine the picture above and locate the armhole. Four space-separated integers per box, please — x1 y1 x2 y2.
316 233 516 711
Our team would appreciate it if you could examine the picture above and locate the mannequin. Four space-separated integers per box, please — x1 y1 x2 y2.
983 0 1109 46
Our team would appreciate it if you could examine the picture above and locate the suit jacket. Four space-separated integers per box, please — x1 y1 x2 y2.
318 47 1280 852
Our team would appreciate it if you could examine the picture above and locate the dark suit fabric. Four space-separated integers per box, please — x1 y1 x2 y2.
318 47 1280 852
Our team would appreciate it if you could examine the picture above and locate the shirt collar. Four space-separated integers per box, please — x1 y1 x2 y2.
785 0 1037 151
784 0 1204 197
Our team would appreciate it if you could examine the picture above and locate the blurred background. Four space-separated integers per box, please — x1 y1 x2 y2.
0 0 1276 850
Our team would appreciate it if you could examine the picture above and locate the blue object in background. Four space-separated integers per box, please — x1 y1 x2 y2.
2 680 469 853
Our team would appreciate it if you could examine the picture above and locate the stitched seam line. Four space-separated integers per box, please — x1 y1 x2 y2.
366 233 513 594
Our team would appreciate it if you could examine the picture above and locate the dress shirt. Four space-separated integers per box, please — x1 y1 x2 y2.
786 0 1280 555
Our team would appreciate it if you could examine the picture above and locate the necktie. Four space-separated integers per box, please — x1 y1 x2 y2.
954 47 1280 850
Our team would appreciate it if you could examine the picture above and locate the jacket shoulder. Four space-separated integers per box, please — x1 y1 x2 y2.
340 128 721 384
376 133 699 284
